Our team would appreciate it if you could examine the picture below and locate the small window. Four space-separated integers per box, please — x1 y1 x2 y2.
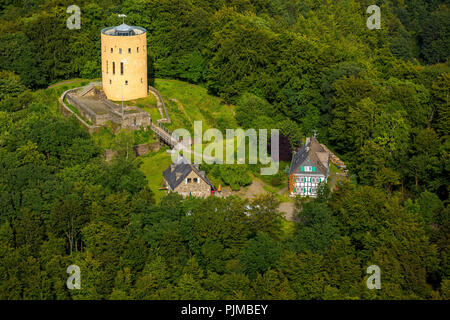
187 178 192 183
137 47 139 53
125 80 128 85
112 62 115 74
128 48 131 54
141 78 143 83
111 48 113 53
193 178 198 183
119 48 122 54
106 61 108 74
109 79 112 84
120 62 124 75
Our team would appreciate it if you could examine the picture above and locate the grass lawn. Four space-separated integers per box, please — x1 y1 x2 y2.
36 79 99 116
263 184 292 202
47 78 291 204
154 78 237 132
139 148 173 203
112 94 161 122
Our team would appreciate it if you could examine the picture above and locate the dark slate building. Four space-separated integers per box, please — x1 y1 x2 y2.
163 157 214 198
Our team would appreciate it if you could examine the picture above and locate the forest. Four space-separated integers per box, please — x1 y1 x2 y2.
0 0 449 299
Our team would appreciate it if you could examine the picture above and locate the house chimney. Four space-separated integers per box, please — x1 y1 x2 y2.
305 137 311 145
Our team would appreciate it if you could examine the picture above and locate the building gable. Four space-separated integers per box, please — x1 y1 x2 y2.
174 171 209 192
289 137 329 176
163 163 213 191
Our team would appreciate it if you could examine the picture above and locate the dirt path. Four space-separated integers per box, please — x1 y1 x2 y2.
278 186 288 195
47 79 83 89
149 89 165 119
279 202 297 221
216 177 297 222
149 86 171 123
234 177 268 199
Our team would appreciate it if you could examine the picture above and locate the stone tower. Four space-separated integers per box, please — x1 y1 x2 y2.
101 23 148 101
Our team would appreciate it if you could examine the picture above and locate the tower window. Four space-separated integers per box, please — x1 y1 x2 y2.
111 48 113 53
119 48 122 54
137 47 139 53
109 79 112 84
125 80 128 85
112 62 115 75
120 62 124 75
128 48 131 54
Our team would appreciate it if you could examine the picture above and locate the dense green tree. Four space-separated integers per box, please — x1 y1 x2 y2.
0 33 44 88
421 5 450 64
240 232 282 279
0 0 447 301
294 201 340 254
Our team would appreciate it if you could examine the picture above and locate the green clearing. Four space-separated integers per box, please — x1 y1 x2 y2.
154 78 237 132
46 78 289 204
112 94 161 122
263 184 291 203
35 79 99 116
139 148 173 203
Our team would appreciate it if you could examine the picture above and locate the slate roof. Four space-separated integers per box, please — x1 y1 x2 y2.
163 160 214 190
289 136 329 176
289 144 308 175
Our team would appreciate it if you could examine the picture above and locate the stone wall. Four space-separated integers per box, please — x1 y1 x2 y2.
133 141 160 156
104 141 160 161
65 93 100 124
60 84 152 135
59 88 101 134
173 171 212 198
122 110 151 130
